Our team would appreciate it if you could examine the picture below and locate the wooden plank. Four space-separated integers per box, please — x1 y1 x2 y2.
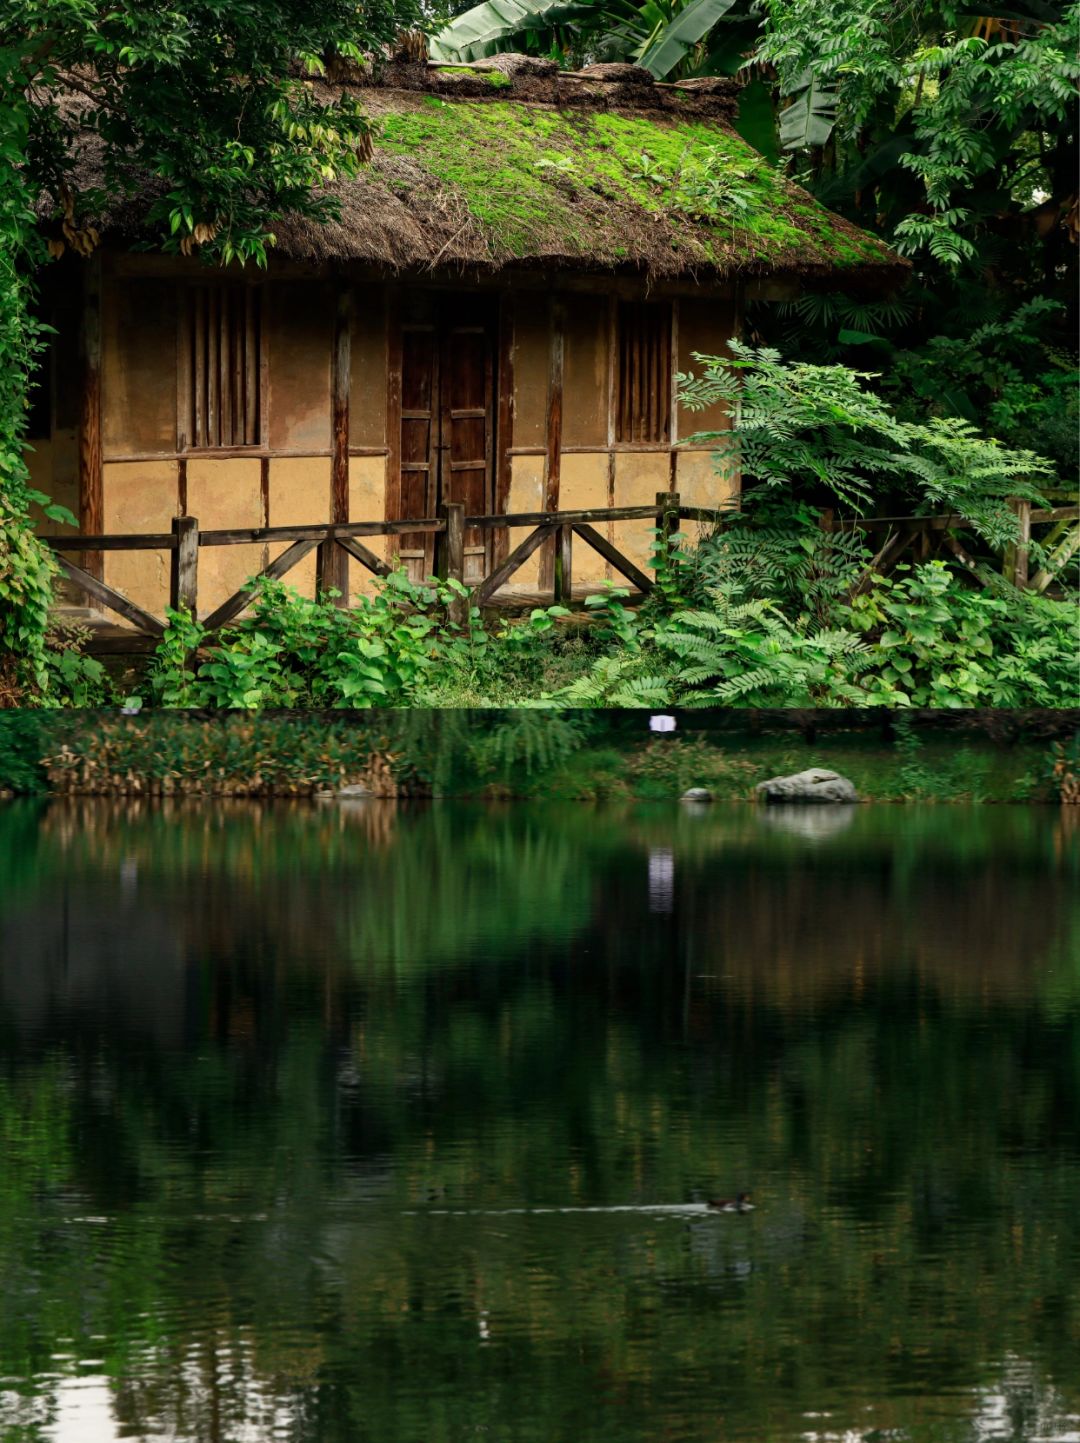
385 286 403 566
78 253 103 586
55 557 166 637
170 515 199 616
202 537 320 631
200 518 444 545
1013 498 1031 588
335 535 392 579
1032 504 1080 524
321 283 352 603
539 296 564 591
176 287 191 451
439 501 467 625
475 524 552 606
193 287 205 448
46 533 177 551
554 523 573 603
572 523 653 594
469 506 658 529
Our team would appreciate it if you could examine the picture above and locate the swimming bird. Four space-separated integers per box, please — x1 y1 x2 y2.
707 1191 754 1212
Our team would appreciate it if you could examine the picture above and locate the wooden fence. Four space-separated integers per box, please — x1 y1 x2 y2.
43 493 1078 649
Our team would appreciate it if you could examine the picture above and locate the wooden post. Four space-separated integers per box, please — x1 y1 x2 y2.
319 285 352 604
554 523 573 604
538 297 564 591
437 501 467 625
170 515 199 617
494 290 515 568
1014 498 1031 588
655 490 680 574
78 255 103 591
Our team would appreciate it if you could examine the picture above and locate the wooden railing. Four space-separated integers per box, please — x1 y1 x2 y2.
43 494 1078 645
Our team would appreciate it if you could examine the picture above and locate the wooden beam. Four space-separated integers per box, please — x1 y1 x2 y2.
539 295 563 590
335 535 392 578
170 515 199 616
494 289 515 567
202 537 320 631
554 523 573 603
46 533 177 551
319 283 352 603
78 254 103 588
1013 498 1031 588
54 557 166 637
437 500 467 625
385 286 402 567
475 524 552 606
572 523 653 594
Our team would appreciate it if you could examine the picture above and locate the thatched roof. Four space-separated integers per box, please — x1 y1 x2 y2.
45 56 905 285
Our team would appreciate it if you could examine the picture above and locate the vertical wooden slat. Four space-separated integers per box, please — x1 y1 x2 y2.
669 297 679 447
223 287 235 445
257 284 268 449
539 295 564 591
321 284 352 603
244 286 257 445
193 288 205 449
494 290 515 567
385 287 402 567
78 253 103 585
630 304 641 443
554 522 573 603
207 287 218 448
606 294 617 580
177 284 192 452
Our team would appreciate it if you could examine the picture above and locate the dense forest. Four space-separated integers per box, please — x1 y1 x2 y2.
2 0 1076 707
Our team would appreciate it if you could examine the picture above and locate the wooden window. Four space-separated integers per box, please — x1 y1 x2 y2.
615 300 671 444
185 284 262 449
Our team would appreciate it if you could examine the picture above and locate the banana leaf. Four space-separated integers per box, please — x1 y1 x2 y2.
429 0 595 61
778 68 838 150
635 0 740 77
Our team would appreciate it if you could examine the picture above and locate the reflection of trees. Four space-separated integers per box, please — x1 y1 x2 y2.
0 801 1077 1441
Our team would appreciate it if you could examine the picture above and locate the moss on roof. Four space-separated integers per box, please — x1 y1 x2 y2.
369 95 891 276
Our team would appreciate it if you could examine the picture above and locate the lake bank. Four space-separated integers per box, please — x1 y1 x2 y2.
1 708 1077 802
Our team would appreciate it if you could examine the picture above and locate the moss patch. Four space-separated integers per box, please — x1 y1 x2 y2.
373 95 894 274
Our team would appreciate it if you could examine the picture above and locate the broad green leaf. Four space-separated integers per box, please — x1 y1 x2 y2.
636 0 739 78
778 68 838 151
428 0 592 61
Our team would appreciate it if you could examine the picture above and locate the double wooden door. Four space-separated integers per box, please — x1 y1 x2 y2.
396 293 497 583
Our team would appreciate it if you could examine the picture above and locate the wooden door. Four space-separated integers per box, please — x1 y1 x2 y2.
395 294 496 583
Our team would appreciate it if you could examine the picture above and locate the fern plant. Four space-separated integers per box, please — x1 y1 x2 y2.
678 341 1055 546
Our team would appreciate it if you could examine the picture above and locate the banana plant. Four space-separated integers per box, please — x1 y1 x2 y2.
429 0 752 79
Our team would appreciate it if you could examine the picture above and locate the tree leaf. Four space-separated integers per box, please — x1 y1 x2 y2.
428 0 592 60
635 0 740 78
778 68 838 151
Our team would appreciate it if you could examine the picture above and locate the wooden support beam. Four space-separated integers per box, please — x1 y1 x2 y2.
1013 498 1031 588
202 537 320 631
554 523 573 603
436 501 468 625
78 255 103 589
655 490 680 573
54 557 165 637
494 290 515 567
170 515 199 616
539 296 564 591
335 535 392 579
475 524 552 606
572 523 653 594
319 285 352 604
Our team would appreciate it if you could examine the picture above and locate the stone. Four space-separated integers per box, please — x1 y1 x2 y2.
337 783 374 799
755 768 858 804
680 788 713 803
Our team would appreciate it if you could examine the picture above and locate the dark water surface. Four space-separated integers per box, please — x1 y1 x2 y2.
0 800 1077 1443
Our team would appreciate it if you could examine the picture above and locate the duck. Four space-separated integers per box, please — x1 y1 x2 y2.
706 1191 754 1212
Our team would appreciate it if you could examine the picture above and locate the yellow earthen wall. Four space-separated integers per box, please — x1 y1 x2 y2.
348 456 388 599
267 456 328 599
676 298 735 442
186 458 264 617
102 460 178 616
562 295 609 448
558 452 610 588
612 452 670 574
350 287 387 448
267 281 333 453
512 294 549 450
506 454 546 588
102 279 177 456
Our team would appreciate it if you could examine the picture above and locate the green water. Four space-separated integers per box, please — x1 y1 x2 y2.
0 800 1077 1443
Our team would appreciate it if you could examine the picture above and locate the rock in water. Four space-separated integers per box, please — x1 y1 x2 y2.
755 768 858 804
680 788 713 803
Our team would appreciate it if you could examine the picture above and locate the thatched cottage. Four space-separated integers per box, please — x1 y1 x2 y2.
29 56 902 618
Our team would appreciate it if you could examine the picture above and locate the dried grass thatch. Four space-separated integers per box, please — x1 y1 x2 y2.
40 57 904 285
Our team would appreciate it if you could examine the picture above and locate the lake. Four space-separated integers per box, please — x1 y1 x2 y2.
0 800 1077 1443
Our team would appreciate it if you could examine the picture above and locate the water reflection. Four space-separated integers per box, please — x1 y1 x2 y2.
0 799 1077 1443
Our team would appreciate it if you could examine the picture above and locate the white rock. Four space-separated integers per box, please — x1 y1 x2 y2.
755 768 858 804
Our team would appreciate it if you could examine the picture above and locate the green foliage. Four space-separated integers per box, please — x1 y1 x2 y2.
680 341 1055 547
144 570 489 709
